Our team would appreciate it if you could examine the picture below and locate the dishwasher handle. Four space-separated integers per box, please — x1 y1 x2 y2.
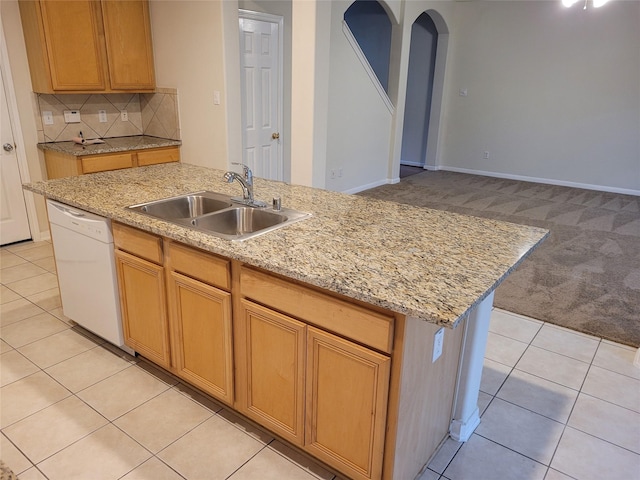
66 209 86 218
49 202 87 218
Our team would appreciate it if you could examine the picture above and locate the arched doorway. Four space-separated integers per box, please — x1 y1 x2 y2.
400 10 448 173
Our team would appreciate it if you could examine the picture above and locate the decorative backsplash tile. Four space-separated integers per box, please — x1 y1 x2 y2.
37 88 180 142
140 88 180 140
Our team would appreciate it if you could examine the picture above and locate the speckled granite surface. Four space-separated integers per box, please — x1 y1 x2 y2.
24 163 548 328
37 135 181 156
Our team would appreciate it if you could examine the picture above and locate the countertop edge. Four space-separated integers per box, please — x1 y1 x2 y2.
38 135 182 157
23 164 550 330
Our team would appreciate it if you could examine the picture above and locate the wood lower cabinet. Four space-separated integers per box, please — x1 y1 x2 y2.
44 146 180 180
235 300 306 446
115 249 170 368
236 268 392 480
112 224 401 479
167 271 233 405
306 327 390 480
113 224 234 405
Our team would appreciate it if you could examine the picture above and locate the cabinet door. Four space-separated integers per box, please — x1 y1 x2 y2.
235 300 306 446
101 0 155 90
305 327 390 480
39 0 106 91
168 272 233 405
115 249 170 368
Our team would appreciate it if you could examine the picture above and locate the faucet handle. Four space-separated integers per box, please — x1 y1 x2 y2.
231 162 252 180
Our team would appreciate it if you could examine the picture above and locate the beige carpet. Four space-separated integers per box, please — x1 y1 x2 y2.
360 170 640 347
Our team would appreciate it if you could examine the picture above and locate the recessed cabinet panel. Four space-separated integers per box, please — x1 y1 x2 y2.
115 249 170 368
113 223 163 264
81 153 134 174
101 0 155 90
137 148 181 167
169 272 233 405
39 0 106 91
235 300 306 446
306 326 390 480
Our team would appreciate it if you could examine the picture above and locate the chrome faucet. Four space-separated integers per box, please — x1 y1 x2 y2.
223 163 266 207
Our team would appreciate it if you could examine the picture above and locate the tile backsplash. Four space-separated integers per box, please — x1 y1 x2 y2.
37 87 180 143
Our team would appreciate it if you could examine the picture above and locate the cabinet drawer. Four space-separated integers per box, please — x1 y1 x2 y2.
137 147 180 166
81 153 134 174
240 267 393 353
167 242 230 290
113 222 163 264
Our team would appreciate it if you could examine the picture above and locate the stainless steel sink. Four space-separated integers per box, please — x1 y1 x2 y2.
128 191 232 223
128 191 310 241
191 206 294 240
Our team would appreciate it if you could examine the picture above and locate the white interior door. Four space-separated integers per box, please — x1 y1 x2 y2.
239 13 283 181
0 66 31 245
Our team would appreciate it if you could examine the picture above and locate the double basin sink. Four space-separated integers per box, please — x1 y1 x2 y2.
128 191 310 241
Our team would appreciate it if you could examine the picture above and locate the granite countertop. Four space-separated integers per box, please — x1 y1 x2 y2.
24 163 548 328
37 135 182 157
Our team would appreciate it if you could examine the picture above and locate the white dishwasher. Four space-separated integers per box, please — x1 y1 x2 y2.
47 199 133 355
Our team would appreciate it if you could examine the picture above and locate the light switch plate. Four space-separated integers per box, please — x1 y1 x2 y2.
43 111 54 125
432 327 444 363
63 110 81 123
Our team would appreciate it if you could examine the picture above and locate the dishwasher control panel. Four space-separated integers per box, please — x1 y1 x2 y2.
46 200 113 243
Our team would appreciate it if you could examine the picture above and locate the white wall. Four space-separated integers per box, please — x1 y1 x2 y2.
324 0 394 193
441 0 640 193
290 0 332 188
149 0 230 169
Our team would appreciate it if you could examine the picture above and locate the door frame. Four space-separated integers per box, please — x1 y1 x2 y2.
238 9 284 180
0 21 40 242
421 10 448 171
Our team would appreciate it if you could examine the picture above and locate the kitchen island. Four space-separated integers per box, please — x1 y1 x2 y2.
25 163 548 480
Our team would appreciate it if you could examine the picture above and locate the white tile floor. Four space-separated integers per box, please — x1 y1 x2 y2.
1 240 640 480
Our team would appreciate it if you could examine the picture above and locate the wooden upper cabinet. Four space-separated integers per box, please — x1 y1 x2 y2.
19 0 155 93
39 1 106 91
101 1 155 90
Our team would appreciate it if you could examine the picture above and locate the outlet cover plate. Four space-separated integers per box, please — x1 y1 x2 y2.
63 110 81 123
432 327 444 363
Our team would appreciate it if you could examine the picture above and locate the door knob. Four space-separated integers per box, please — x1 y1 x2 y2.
271 133 280 140
3 143 14 152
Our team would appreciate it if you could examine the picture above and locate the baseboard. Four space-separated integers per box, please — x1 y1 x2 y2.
342 177 398 194
400 161 425 168
436 166 640 196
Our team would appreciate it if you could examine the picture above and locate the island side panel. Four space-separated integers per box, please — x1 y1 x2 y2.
384 316 465 480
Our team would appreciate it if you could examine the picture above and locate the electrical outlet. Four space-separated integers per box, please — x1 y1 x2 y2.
432 327 444 363
213 91 221 105
483 151 490 160
63 110 81 123
98 110 108 123
43 111 54 125
120 110 128 122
